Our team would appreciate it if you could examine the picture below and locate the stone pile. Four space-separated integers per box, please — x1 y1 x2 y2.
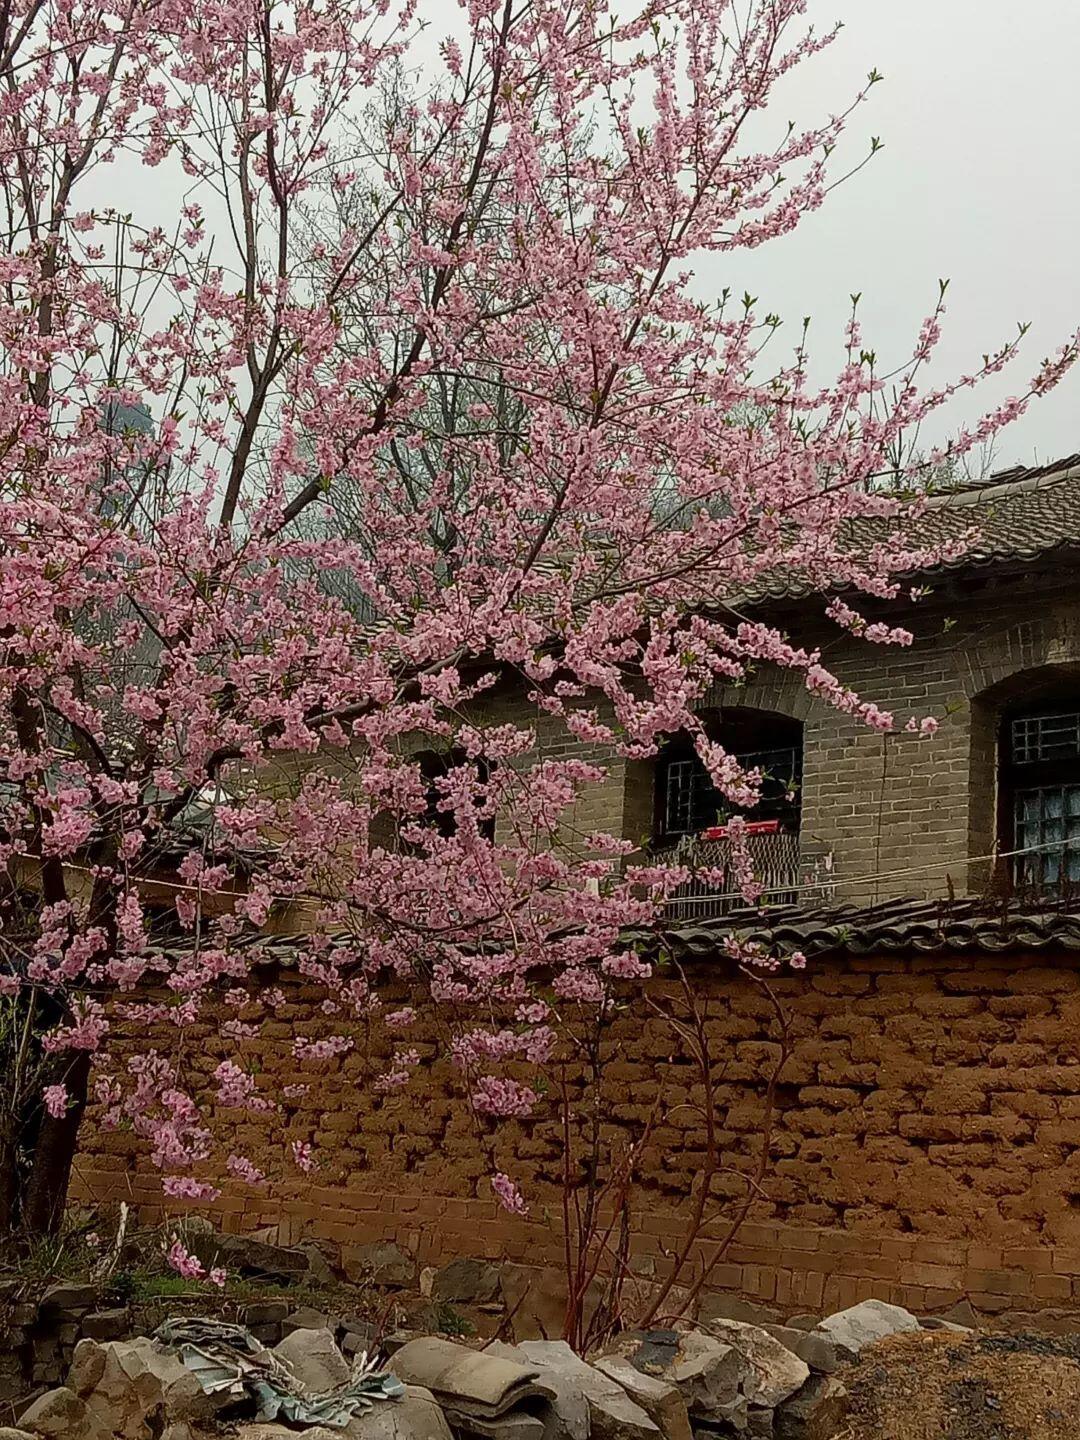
0 1282 130 1394
8 1298 942 1440
0 1231 387 1401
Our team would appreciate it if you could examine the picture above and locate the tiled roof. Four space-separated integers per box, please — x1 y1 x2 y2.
640 896 1080 959
751 454 1080 602
893 454 1080 573
134 897 1080 981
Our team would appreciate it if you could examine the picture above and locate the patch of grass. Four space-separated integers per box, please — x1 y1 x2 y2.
3 1227 104 1288
434 1303 475 1337
129 1272 205 1301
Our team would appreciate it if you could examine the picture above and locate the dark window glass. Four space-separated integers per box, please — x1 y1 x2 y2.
1013 785 1080 887
416 750 495 842
1002 706 1080 890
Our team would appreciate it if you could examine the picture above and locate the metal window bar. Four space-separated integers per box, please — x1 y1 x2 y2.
663 758 702 838
661 745 801 840
1011 713 1080 765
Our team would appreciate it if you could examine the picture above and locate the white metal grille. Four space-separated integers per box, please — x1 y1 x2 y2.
659 829 834 922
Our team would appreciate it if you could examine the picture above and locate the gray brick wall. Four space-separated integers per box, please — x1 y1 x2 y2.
484 567 1080 903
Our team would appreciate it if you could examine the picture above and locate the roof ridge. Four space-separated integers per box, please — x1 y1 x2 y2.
924 455 1080 509
921 452 1080 504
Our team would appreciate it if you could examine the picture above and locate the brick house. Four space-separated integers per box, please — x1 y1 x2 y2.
76 455 1080 1324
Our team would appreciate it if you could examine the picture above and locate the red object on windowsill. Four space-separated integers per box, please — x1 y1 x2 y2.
700 819 782 840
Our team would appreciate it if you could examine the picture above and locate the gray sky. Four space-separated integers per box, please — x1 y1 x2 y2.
712 0 1080 470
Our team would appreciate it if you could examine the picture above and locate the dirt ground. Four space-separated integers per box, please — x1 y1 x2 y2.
843 1330 1080 1440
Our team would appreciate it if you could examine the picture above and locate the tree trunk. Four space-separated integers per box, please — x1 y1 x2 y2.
0 1120 20 1234
21 1051 91 1236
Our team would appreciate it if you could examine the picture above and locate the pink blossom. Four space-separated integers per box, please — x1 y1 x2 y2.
213 1061 273 1111
291 1140 318 1173
292 1035 353 1061
0 0 1069 1237
42 1085 68 1119
473 1077 538 1119
162 1176 221 1201
227 1154 266 1184
384 1008 416 1030
374 1047 421 1093
166 1239 206 1281
491 1173 529 1217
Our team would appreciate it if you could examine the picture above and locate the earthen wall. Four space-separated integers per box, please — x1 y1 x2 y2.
73 945 1080 1321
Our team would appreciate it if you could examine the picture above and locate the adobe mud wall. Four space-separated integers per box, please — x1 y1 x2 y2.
73 947 1080 1321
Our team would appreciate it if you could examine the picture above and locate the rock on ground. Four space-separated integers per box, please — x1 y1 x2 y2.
281 1306 335 1336
81 1311 129 1342
342 1242 418 1290
69 1339 108 1397
774 1376 849 1440
186 1230 311 1284
391 1335 553 1414
763 1326 845 1376
58 1336 215 1439
39 1284 98 1315
433 1259 502 1307
607 1329 746 1430
296 1241 336 1286
591 1356 692 1440
813 1301 920 1360
17 1387 111 1440
355 1387 454 1440
273 1326 351 1393
484 1341 589 1440
236 1383 453 1440
508 1340 660 1440
937 1300 979 1330
698 1319 809 1409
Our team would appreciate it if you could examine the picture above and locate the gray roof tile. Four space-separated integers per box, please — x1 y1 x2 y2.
635 896 1080 959
751 454 1080 601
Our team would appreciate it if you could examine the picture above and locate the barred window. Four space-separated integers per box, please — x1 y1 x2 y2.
656 714 802 842
1003 707 1080 890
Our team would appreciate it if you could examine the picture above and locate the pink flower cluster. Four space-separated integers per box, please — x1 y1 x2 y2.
491 1173 529 1217
166 1238 226 1288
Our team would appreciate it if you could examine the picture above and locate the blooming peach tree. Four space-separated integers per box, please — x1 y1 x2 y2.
0 0 1072 1239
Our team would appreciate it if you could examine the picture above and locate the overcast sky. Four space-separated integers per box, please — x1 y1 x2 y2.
103 0 1080 474
707 0 1080 470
